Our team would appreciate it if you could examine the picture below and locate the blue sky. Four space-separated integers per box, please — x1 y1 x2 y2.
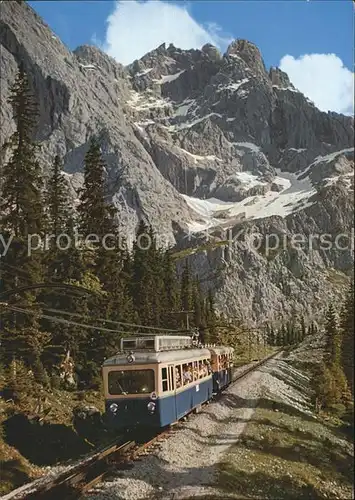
28 1 353 114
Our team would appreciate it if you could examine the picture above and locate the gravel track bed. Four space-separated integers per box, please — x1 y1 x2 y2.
85 358 280 500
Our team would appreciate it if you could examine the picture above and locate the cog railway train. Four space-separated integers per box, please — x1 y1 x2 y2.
102 335 234 430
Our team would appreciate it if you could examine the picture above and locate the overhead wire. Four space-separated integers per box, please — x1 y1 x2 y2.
1 304 192 336
0 266 186 333
38 305 183 332
1 303 140 335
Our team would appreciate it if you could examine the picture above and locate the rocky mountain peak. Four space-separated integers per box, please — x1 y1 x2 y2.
226 39 267 78
201 43 222 62
74 44 127 80
269 66 294 89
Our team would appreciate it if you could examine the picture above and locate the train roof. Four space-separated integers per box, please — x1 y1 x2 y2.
209 346 234 355
120 335 194 352
103 348 212 367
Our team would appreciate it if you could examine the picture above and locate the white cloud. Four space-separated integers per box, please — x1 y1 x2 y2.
100 0 232 66
279 53 354 115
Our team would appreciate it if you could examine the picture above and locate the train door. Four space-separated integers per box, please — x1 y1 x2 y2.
168 364 177 421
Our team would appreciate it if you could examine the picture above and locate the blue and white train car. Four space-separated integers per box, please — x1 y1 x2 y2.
102 335 213 430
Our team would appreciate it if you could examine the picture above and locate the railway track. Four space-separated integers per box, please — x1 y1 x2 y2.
2 350 280 500
232 349 281 383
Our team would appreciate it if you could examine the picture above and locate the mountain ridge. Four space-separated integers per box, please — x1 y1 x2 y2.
0 0 353 324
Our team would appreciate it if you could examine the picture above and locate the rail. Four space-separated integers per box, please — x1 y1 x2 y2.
2 349 281 500
232 349 281 383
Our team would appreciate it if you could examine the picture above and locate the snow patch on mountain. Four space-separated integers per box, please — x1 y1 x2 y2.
229 171 267 189
311 147 354 166
79 63 97 70
182 169 317 232
135 68 153 77
272 85 300 93
177 147 221 163
154 70 186 84
232 142 261 153
217 78 249 92
174 99 196 117
169 112 222 131
128 90 171 110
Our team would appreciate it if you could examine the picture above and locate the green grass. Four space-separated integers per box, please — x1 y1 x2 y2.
217 404 354 499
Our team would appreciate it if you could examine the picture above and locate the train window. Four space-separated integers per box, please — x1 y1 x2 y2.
199 360 207 378
175 365 182 388
142 339 155 349
168 365 175 391
108 369 155 395
161 367 168 392
121 340 136 349
182 363 192 385
192 361 198 381
206 359 212 375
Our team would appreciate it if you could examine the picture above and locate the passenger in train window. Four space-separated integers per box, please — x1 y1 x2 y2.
182 364 190 384
198 361 204 378
193 362 198 380
186 365 193 384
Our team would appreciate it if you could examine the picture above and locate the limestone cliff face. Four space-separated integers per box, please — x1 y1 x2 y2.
1 1 353 324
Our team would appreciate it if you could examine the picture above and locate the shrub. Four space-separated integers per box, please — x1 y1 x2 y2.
50 375 62 390
3 360 33 403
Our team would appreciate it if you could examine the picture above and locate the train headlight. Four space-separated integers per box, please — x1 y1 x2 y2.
109 403 119 413
147 401 156 413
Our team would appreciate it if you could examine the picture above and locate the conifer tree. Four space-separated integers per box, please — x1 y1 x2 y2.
131 220 155 325
147 225 165 326
325 304 340 365
161 252 179 328
192 278 205 329
265 323 275 346
307 321 317 336
76 137 121 337
300 316 307 341
77 138 116 240
272 324 278 345
0 64 43 237
312 362 338 410
101 246 135 327
279 323 287 346
180 261 192 317
0 65 47 367
43 154 75 291
3 359 34 403
46 154 73 240
340 282 354 395
205 289 217 342
40 245 90 374
286 321 293 345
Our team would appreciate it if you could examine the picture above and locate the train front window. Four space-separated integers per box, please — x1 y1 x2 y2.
108 370 155 395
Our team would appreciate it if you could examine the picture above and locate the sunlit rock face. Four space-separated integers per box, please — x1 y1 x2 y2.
1 2 353 324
